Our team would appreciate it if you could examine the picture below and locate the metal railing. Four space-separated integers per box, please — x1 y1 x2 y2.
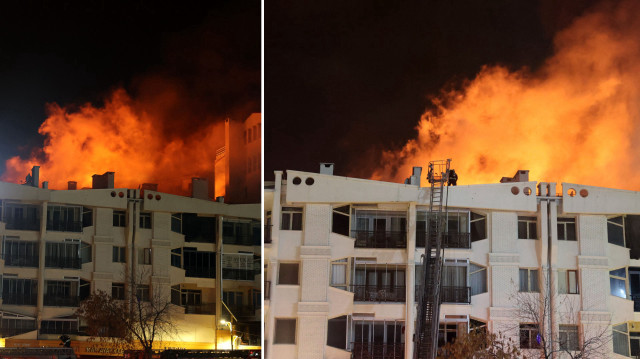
350 285 406 302
440 286 471 304
0 326 36 337
184 303 216 315
43 295 79 307
45 256 81 269
3 218 40 231
264 225 272 244
222 269 255 281
2 293 38 306
351 343 404 359
2 254 39 267
351 230 407 249
416 231 471 249
223 234 260 246
46 220 82 232
184 266 215 279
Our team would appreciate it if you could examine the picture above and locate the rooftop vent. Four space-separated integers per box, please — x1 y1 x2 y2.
404 166 422 186
68 181 77 190
500 170 529 183
191 177 209 200
23 166 40 187
92 172 115 189
320 163 334 175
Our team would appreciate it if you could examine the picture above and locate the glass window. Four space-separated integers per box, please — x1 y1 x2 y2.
281 207 303 230
278 263 299 285
519 268 539 292
112 283 125 299
470 263 487 296
470 212 486 242
135 285 150 302
608 216 625 247
559 325 579 351
557 218 577 241
613 323 629 356
519 323 540 349
112 246 126 263
138 248 152 265
330 259 348 290
139 212 152 229
113 210 126 227
332 205 350 236
610 268 627 298
518 216 537 239
558 270 579 294
274 319 296 344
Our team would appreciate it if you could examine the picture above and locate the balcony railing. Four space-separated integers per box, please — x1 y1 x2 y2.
184 302 216 315
45 256 81 269
440 286 471 304
351 230 407 249
44 295 79 307
632 294 640 312
350 285 406 302
416 231 471 249
351 343 404 359
264 225 272 244
184 267 215 279
0 326 37 337
3 218 40 231
3 293 38 306
227 305 258 319
2 254 39 267
265 281 271 300
222 269 255 281
223 234 260 246
46 220 82 233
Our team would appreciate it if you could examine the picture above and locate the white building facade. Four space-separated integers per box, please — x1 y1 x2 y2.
0 170 261 355
264 165 640 358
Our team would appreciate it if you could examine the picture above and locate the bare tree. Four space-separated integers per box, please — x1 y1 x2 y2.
77 271 178 359
437 329 521 358
509 275 611 359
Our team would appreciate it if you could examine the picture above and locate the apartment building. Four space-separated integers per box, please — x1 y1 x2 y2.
264 163 640 358
0 168 261 355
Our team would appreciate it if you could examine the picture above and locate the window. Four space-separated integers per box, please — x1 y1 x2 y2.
171 213 182 233
610 267 627 298
557 218 576 241
558 270 579 294
2 278 38 305
330 258 348 290
112 283 125 299
2 239 39 267
82 207 93 227
520 324 540 349
112 246 126 263
608 216 625 247
519 268 539 292
438 323 458 348
171 248 182 268
518 216 537 239
113 210 126 227
281 207 303 230
138 248 152 265
139 212 151 229
278 262 299 285
40 318 78 334
631 331 640 357
44 280 79 306
274 318 296 344
470 212 486 242
46 205 82 232
470 263 487 296
326 316 347 349
45 241 81 269
182 289 202 306
613 323 629 356
559 324 579 351
135 285 150 302
183 248 216 278
441 261 469 303
0 314 37 337
332 205 350 236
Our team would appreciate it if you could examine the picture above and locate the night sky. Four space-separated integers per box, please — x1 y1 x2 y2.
265 0 601 180
0 1 260 175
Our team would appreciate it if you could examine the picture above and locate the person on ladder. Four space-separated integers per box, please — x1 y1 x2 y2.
448 169 458 186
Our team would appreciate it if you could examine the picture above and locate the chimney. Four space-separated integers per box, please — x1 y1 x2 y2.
92 172 115 189
42 181 48 189
319 163 334 175
31 166 40 188
191 177 209 200
404 167 422 186
500 170 529 183
68 181 77 190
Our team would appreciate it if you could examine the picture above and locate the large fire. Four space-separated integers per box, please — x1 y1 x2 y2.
374 0 640 190
1 89 224 195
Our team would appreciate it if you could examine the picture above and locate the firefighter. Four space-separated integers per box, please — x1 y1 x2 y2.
59 334 71 348
448 169 458 186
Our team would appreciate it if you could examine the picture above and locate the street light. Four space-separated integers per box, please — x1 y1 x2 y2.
220 320 233 350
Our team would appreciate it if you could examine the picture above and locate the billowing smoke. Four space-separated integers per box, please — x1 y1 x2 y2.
374 0 640 190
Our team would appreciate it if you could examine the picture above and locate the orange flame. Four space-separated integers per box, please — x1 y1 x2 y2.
2 89 224 195
374 1 640 190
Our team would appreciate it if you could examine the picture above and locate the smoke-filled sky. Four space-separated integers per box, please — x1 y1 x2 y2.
0 1 259 193
266 0 640 188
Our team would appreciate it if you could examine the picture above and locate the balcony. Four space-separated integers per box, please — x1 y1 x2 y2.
3 217 40 231
222 268 255 281
46 220 82 233
351 343 404 359
3 293 38 306
184 302 216 315
350 285 406 303
44 295 79 307
264 225 272 244
227 304 259 319
184 266 215 279
440 286 471 304
223 234 260 246
45 256 81 269
0 325 36 337
352 230 407 249
3 254 39 267
416 231 471 249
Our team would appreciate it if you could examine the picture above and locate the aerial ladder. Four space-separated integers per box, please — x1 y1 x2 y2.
414 159 451 359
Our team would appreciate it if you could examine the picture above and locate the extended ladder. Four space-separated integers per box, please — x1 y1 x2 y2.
414 159 451 359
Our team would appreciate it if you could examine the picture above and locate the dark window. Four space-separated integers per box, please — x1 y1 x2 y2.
135 285 150 302
181 213 216 243
559 325 579 351
82 207 93 227
45 242 81 269
274 319 296 344
40 319 78 335
171 248 182 268
183 248 216 278
281 207 303 230
519 268 539 292
557 218 576 241
138 248 152 265
113 211 126 227
327 316 347 349
470 212 486 242
44 280 79 307
520 324 540 349
2 239 39 267
558 270 579 294
332 205 350 236
112 246 126 263
0 316 36 337
46 205 82 232
171 213 182 233
626 216 640 259
2 278 38 305
112 283 125 299
278 263 299 285
139 212 152 229
609 216 625 247
518 216 537 239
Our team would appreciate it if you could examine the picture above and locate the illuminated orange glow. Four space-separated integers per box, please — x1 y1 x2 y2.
374 1 640 190
2 89 224 195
